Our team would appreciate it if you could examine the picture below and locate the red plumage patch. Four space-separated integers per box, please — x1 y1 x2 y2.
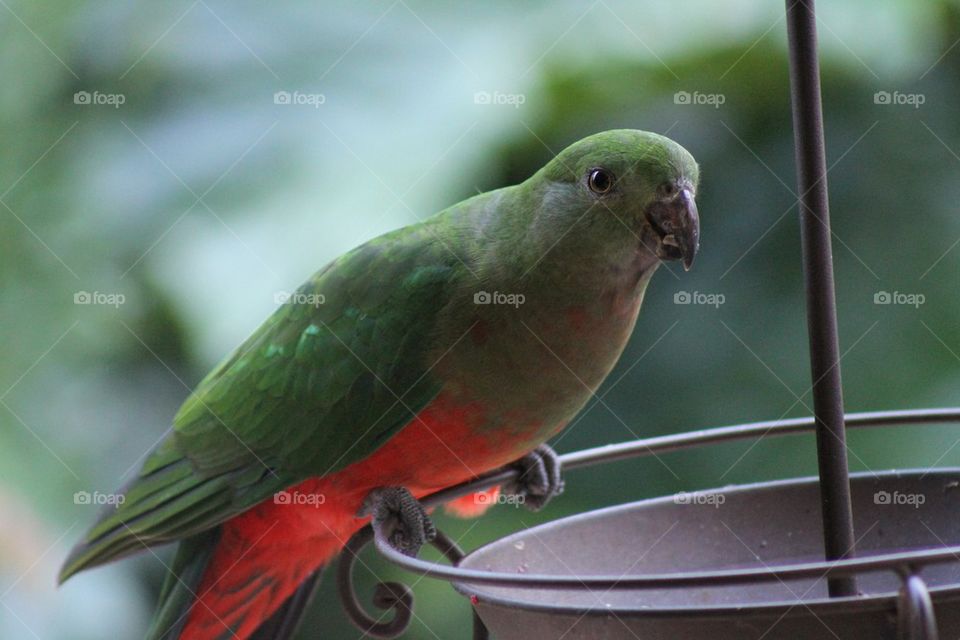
178 391 544 639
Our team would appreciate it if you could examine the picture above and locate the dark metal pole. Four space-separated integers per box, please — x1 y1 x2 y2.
784 0 858 597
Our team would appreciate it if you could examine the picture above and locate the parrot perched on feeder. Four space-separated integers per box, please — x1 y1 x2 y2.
59 129 700 639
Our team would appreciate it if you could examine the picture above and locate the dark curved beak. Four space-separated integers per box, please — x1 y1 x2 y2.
645 187 700 271
676 188 700 271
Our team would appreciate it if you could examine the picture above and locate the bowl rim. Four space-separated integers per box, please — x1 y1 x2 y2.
451 468 960 615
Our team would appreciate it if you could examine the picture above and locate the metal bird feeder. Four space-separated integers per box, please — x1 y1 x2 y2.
335 1 960 637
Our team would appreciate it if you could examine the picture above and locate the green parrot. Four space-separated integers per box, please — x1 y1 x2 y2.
60 129 700 639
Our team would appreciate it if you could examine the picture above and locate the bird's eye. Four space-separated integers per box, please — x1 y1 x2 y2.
587 168 614 195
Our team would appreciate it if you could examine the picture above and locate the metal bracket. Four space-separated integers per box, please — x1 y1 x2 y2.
898 572 939 640
337 521 490 639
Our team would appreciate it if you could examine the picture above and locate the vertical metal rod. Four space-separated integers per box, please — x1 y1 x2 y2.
784 0 858 597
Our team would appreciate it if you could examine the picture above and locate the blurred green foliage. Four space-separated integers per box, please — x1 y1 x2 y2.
2 1 960 638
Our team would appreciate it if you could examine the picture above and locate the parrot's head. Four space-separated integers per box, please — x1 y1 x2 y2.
533 129 700 273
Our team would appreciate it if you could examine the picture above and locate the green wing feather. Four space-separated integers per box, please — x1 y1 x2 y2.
60 222 462 581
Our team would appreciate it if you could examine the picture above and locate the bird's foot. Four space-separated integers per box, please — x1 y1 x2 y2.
504 444 565 512
360 487 436 557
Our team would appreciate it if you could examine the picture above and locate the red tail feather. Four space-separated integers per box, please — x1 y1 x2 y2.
181 512 343 640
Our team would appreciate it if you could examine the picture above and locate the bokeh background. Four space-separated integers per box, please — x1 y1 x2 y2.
2 0 960 637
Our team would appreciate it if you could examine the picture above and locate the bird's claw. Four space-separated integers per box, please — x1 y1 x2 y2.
360 487 436 557
504 444 565 512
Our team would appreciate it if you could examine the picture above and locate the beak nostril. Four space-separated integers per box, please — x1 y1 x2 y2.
660 181 680 200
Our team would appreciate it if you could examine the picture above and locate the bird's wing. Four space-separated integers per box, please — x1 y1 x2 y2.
61 222 465 581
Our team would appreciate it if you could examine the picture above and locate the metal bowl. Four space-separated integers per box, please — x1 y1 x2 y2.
453 470 960 639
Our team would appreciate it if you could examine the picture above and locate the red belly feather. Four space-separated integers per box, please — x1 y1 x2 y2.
182 391 547 639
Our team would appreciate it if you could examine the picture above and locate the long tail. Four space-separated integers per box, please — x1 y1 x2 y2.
249 571 324 640
146 521 342 640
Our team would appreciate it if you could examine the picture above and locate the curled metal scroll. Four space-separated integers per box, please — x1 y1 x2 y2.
336 525 412 638
337 522 490 639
